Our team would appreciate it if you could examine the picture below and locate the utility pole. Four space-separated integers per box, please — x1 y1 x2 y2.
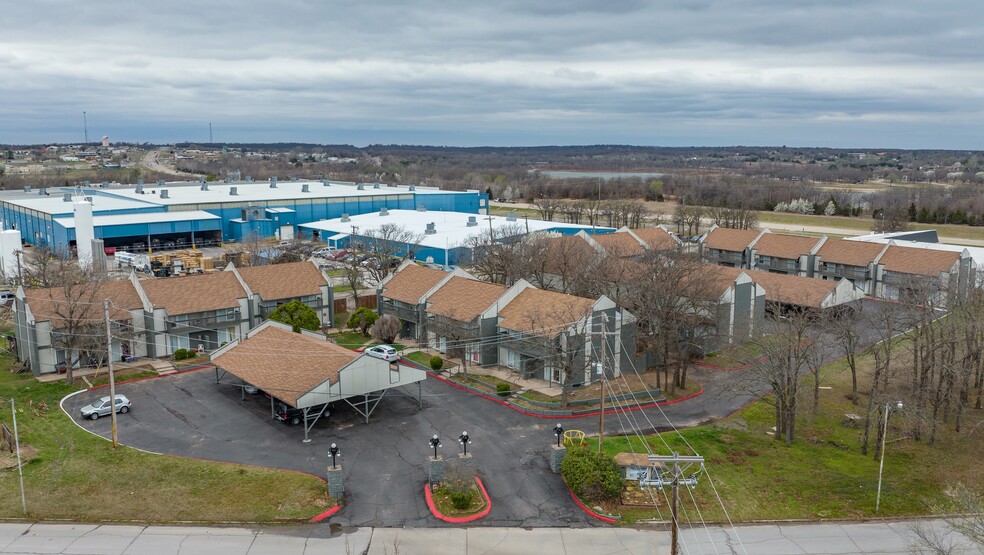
648 452 704 555
597 313 608 454
83 111 88 145
103 300 119 448
209 123 213 144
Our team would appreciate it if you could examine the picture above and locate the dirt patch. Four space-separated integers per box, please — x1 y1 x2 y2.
0 444 39 469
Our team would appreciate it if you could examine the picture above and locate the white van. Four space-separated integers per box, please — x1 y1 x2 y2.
0 290 14 305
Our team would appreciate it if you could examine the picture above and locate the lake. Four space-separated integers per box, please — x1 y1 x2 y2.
533 170 665 180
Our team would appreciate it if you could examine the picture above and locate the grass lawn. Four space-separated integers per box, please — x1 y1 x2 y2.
331 330 371 349
333 284 356 293
83 369 159 388
334 311 349 329
403 351 440 368
0 355 328 522
586 352 984 524
701 341 766 369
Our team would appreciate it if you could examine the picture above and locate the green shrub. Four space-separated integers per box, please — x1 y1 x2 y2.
429 356 444 371
496 382 511 397
174 348 188 360
449 489 474 510
561 446 622 503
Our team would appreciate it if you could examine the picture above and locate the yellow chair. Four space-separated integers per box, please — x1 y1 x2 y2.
563 429 586 447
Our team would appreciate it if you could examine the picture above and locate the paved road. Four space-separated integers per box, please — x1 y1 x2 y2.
1 521 980 554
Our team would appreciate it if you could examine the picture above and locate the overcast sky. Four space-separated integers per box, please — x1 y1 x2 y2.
2 1 982 148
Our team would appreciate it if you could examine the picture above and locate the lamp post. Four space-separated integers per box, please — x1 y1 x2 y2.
553 424 564 447
329 443 340 469
875 401 903 514
458 431 470 456
429 434 441 459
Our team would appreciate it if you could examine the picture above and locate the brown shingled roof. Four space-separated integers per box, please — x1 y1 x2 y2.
237 262 328 301
212 324 357 406
381 264 450 304
141 271 246 316
497 288 595 334
426 276 507 323
703 227 760 252
695 265 747 300
743 269 842 308
878 245 961 277
592 231 646 257
24 279 144 328
816 239 887 267
541 235 599 275
753 234 823 259
630 227 678 251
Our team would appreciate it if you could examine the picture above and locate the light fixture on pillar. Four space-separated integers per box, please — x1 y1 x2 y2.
458 431 470 456
429 434 442 458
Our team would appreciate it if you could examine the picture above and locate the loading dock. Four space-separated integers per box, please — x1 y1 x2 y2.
211 321 427 441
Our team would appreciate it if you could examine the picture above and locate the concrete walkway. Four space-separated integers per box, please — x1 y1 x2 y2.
0 520 979 554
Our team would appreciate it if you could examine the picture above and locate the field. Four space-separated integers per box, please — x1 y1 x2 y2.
0 356 328 522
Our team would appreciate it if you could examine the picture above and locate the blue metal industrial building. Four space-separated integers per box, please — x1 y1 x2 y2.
0 179 487 251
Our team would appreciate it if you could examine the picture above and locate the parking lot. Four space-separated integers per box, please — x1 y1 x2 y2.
66 368 592 528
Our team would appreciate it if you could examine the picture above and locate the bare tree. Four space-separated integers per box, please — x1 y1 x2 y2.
532 197 564 222
360 223 424 284
744 310 823 445
21 245 69 288
460 223 534 286
43 260 111 383
223 232 263 267
370 314 401 344
828 300 865 405
515 301 595 408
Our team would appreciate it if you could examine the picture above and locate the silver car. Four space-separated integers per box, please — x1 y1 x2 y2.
80 394 131 420
365 345 399 362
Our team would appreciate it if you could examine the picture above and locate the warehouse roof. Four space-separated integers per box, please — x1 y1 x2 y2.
53 210 220 229
301 210 612 250
0 192 159 216
99 180 449 206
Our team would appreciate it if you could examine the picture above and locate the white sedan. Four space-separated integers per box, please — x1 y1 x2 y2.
365 345 399 362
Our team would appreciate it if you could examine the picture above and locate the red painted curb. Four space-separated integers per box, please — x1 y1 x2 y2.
425 476 492 523
565 481 618 524
310 501 342 523
86 363 214 391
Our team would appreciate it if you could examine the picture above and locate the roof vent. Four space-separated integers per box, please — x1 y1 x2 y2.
409 185 416 191
199 176 205 184
270 176 277 188
101 181 108 188
291 176 298 181
157 179 165 186
160 189 169 199
416 205 427 212
507 211 517 222
356 184 364 190
467 216 478 227
341 213 350 222
200 183 208 191
301 184 309 193
373 182 380 189
246 176 253 182
37 188 46 196
230 187 238 196
425 222 436 235
322 179 330 187
135 184 144 194
224 176 232 183
63 193 72 202
380 207 389 216
137 178 144 186
22 185 31 193
83 181 90 187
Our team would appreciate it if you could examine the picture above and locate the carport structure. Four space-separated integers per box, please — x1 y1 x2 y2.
211 321 427 441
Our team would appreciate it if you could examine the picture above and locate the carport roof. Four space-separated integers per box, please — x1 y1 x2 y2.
212 324 358 407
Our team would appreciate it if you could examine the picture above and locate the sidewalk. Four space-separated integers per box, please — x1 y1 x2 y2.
0 520 977 555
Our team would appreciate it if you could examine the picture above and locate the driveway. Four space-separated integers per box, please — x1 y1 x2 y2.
65 369 591 528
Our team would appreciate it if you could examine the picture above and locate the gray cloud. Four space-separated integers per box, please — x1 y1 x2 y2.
1 1 982 147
